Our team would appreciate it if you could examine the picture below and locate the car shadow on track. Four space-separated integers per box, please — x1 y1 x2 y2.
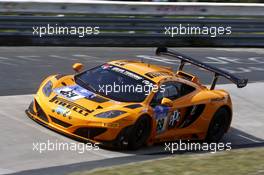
222 127 264 149
108 127 264 155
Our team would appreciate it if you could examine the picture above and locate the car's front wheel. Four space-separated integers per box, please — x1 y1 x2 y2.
205 108 231 143
128 115 151 150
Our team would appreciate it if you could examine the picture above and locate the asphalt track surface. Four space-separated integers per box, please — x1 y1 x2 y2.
0 47 263 175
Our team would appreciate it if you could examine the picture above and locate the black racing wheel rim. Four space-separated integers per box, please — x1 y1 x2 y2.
210 112 227 142
135 118 148 143
128 116 151 150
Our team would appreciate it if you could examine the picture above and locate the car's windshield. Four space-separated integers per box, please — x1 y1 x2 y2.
74 64 155 102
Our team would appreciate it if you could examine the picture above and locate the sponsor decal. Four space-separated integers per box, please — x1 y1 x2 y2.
101 64 112 70
49 95 93 117
111 67 143 80
168 110 181 128
53 105 71 117
154 105 170 119
154 105 170 133
211 97 225 102
54 85 95 101
145 71 172 78
154 106 181 133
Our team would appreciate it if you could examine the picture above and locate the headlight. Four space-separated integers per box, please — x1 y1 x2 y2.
95 110 126 118
42 80 53 97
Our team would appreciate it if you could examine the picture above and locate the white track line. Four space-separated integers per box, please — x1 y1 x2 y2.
0 60 18 66
0 56 9 60
49 55 77 61
136 55 179 65
72 54 105 63
16 56 41 61
237 134 261 143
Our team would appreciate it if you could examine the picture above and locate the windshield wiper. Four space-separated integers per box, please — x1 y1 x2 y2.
75 76 97 93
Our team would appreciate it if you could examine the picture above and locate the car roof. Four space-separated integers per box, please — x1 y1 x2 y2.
108 60 175 83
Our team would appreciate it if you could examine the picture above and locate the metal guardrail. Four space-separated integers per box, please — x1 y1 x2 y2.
1 0 264 16
0 1 263 47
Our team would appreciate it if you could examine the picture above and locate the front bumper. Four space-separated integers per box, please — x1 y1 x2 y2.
26 97 133 148
25 107 98 144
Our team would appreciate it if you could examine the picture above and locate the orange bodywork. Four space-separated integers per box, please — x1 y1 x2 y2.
26 60 232 146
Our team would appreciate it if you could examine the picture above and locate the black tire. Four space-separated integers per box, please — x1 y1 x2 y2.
128 115 151 150
205 108 230 143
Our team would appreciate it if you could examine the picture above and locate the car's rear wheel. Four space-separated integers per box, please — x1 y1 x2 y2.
205 108 230 143
128 115 151 150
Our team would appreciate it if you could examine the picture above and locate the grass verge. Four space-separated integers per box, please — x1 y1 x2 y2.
70 147 264 175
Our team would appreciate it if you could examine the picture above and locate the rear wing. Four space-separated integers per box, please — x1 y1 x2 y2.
156 47 248 90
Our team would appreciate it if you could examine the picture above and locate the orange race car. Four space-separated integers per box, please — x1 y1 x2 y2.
26 47 248 150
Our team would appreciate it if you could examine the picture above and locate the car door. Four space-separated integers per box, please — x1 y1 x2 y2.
150 81 196 135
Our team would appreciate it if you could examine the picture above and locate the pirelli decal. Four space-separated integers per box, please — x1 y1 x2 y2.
49 95 93 117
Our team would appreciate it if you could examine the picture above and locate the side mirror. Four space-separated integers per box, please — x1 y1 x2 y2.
161 97 173 107
72 63 84 73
